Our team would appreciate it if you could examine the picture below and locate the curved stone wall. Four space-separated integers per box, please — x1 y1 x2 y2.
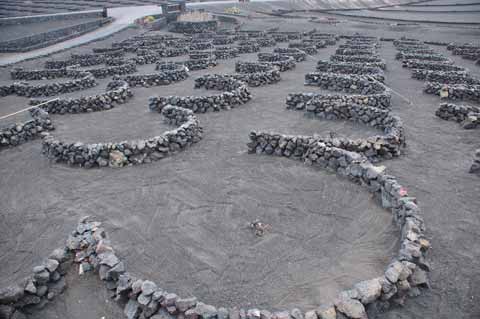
411 69 480 85
435 103 479 129
0 108 54 149
30 80 132 114
424 82 480 102
41 105 202 168
256 54 297 71
272 48 307 62
116 65 189 87
316 60 385 79
305 72 386 94
2 70 97 98
286 92 392 110
402 60 465 71
330 54 385 64
149 75 251 113
470 149 480 174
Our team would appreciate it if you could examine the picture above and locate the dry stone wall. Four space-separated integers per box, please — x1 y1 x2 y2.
149 75 252 113
30 80 133 114
0 108 53 149
41 105 202 168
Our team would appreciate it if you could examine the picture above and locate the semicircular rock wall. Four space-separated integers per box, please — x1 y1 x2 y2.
30 80 133 114
41 105 202 168
149 75 252 113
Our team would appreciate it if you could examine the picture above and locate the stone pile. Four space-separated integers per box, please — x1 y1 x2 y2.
159 47 189 58
435 103 480 129
424 82 480 102
447 42 480 51
42 105 202 168
470 149 480 174
179 59 218 71
286 92 392 110
0 108 53 149
115 66 189 87
339 44 374 50
272 48 307 61
411 70 480 85
305 72 385 94
30 80 133 114
149 75 251 113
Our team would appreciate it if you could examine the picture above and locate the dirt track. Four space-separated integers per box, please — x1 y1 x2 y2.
0 10 480 319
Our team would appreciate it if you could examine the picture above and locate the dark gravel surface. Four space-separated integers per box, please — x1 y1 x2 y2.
0 10 479 319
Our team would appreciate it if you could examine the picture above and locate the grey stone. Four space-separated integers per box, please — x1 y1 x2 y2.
335 297 367 319
125 299 142 319
354 277 382 304
141 281 157 296
0 285 24 304
176 297 197 312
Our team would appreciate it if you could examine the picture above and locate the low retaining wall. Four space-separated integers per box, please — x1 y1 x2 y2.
0 108 54 149
117 65 189 87
0 18 112 53
411 70 480 85
286 92 392 110
305 72 385 94
435 103 479 129
402 60 465 72
149 75 251 113
424 82 480 102
42 105 202 168
30 80 132 114
170 20 218 34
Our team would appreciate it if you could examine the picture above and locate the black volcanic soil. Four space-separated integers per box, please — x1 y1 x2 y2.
0 8 479 319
